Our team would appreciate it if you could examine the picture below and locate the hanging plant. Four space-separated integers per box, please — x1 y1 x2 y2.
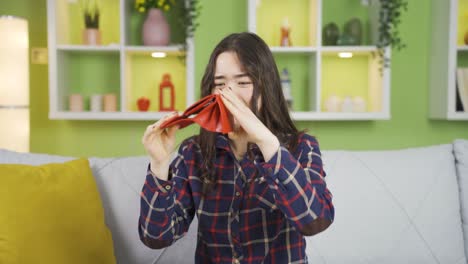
375 0 408 69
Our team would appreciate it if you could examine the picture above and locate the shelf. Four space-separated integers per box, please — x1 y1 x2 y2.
274 53 317 112
321 46 378 53
123 51 187 112
270 46 317 53
448 112 468 120
429 0 468 120
291 111 390 121
248 0 390 120
47 0 195 120
320 50 384 113
53 0 120 46
322 0 373 46
57 45 121 52
252 0 317 47
49 111 170 120
124 45 185 56
48 110 390 121
55 51 121 112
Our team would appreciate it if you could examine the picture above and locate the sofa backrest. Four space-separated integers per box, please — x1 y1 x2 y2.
307 143 467 264
454 139 468 262
1 140 467 264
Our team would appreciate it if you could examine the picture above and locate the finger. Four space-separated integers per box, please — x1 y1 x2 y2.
143 124 157 143
226 87 245 103
142 126 160 144
154 111 179 130
222 88 249 111
167 125 179 138
143 112 178 143
220 89 240 111
220 91 239 116
212 87 222 95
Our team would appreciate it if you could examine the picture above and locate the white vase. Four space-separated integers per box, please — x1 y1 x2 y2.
142 8 170 46
352 96 367 112
341 96 354 112
324 94 342 112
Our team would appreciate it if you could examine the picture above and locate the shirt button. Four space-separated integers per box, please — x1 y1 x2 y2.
165 185 171 190
235 191 240 197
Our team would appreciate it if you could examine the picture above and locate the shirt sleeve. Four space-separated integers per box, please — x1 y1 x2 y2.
138 142 195 249
256 133 334 233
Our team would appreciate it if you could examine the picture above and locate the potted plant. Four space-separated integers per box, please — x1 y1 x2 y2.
81 0 101 45
365 0 408 69
135 0 201 49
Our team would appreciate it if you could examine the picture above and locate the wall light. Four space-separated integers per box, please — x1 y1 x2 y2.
0 16 29 152
151 52 167 58
338 52 353 58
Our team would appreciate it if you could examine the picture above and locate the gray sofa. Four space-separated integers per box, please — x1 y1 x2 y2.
1 139 467 264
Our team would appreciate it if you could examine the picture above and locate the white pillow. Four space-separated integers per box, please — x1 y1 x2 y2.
306 144 467 264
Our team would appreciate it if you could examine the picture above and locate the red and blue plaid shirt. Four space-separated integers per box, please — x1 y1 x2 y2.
139 133 334 263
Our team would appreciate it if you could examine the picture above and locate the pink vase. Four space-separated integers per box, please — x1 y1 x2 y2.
82 28 101 45
142 8 170 46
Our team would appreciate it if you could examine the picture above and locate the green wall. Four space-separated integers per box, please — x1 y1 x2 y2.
1 0 467 157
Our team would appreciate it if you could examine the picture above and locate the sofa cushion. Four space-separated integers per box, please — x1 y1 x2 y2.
306 144 467 264
0 158 116 264
454 139 468 260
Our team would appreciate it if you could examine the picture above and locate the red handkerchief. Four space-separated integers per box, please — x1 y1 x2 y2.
160 94 233 133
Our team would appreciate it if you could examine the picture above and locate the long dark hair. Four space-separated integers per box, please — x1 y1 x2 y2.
194 32 305 195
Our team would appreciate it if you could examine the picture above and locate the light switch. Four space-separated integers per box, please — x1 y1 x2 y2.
31 47 48 64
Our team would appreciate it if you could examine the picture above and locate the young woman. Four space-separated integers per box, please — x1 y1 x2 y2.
139 32 334 264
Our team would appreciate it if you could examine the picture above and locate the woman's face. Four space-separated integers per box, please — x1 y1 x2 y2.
212 51 254 105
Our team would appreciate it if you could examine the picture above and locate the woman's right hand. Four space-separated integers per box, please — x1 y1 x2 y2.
142 112 180 171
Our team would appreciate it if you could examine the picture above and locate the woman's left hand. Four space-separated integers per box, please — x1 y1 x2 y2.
219 87 277 146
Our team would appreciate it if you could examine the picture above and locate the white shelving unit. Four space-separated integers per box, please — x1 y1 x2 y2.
248 0 391 120
47 0 194 120
429 0 468 120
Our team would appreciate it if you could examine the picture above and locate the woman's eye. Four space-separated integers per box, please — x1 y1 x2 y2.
214 83 225 87
238 82 252 87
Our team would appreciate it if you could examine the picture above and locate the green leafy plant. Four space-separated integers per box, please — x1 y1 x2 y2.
375 0 408 69
82 0 100 29
135 0 201 49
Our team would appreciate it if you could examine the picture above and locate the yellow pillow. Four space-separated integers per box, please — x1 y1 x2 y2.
0 158 116 264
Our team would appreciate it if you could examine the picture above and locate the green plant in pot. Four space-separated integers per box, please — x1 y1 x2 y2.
366 0 408 70
81 0 101 45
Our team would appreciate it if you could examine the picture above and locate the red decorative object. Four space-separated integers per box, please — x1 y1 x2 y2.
159 73 175 111
160 94 233 134
137 96 151 111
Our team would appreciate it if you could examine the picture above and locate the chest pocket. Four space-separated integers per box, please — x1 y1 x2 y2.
245 175 278 212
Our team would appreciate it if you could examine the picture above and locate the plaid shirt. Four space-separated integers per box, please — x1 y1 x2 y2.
139 133 334 264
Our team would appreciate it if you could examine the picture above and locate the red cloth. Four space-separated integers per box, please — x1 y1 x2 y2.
160 94 233 133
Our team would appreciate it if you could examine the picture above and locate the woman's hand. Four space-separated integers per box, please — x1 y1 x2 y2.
219 87 279 149
142 112 180 178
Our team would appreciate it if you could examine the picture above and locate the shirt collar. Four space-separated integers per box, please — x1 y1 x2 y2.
215 133 261 154
215 133 231 151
